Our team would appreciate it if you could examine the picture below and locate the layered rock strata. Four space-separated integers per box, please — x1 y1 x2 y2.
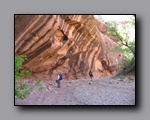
15 15 121 80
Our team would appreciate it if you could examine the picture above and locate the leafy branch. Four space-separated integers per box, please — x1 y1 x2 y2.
15 55 45 99
105 16 135 72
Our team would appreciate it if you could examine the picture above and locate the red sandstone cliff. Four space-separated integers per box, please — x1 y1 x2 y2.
15 15 121 80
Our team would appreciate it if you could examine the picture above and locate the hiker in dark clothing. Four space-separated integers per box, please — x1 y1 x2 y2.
89 70 93 81
56 73 63 88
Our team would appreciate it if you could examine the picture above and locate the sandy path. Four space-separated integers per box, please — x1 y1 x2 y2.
15 76 135 105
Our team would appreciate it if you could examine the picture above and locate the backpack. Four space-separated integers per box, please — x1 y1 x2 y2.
59 74 62 80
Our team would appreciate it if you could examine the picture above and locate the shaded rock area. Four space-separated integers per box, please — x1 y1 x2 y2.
15 15 122 80
15 76 135 105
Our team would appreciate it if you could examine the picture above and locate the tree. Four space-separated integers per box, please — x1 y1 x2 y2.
105 16 135 73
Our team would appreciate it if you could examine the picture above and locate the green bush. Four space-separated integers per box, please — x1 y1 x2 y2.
15 55 32 81
15 55 32 99
15 55 46 99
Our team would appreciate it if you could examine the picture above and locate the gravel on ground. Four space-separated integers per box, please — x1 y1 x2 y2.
15 76 135 105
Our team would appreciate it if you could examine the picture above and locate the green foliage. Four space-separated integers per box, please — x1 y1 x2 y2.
15 85 34 99
15 55 33 99
15 55 46 99
36 79 42 85
36 79 46 91
105 16 135 71
119 57 135 68
15 55 32 81
38 86 46 91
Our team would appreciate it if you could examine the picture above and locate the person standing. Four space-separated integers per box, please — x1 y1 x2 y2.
56 73 63 88
89 70 93 84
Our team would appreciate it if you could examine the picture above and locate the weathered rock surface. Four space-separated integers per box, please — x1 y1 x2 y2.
15 15 121 80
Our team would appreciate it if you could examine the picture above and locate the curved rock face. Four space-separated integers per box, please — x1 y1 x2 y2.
15 15 121 80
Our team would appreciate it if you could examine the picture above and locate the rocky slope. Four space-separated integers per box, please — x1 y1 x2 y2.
15 15 121 80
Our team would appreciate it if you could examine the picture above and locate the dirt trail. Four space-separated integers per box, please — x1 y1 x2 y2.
15 76 135 105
